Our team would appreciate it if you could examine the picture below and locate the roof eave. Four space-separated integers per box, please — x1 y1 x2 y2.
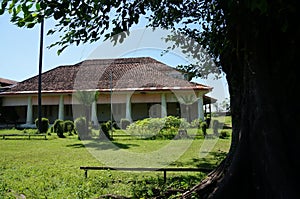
0 86 212 96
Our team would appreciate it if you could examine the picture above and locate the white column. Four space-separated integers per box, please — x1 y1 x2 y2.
26 96 33 124
91 101 99 126
197 93 204 121
161 93 167 118
58 95 64 120
125 94 132 122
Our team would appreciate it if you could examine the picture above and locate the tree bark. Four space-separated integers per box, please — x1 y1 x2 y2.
183 2 300 198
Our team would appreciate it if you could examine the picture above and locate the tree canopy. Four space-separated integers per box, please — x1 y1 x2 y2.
1 0 297 77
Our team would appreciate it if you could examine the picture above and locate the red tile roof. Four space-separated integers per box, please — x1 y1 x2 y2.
0 78 17 87
1 57 212 94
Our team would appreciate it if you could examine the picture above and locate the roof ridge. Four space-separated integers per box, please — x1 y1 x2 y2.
83 56 161 64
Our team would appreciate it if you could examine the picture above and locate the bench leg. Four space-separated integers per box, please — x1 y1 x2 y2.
164 171 167 183
84 170 88 178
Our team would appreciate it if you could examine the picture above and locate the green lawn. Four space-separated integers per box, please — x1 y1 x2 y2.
0 116 231 198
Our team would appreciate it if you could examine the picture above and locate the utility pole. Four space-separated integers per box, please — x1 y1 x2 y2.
37 11 44 133
110 69 113 139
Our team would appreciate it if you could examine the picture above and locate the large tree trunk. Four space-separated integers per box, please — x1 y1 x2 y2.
183 2 300 198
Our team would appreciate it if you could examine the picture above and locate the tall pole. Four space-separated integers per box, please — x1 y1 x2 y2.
110 69 113 138
38 17 44 133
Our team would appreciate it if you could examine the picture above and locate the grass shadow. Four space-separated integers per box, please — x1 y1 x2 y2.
66 143 85 148
127 172 206 198
170 150 227 170
76 139 139 151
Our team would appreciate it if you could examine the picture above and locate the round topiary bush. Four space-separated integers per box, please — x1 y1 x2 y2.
120 118 131 129
219 130 230 139
75 117 90 139
64 120 75 135
53 119 64 138
100 121 112 140
35 118 49 134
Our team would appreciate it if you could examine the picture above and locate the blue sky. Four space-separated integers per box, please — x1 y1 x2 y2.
0 13 229 103
0 13 99 82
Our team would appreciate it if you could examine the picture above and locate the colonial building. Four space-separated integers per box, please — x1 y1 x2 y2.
0 57 215 126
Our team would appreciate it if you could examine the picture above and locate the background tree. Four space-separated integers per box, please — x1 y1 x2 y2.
74 90 99 138
214 98 230 113
1 0 299 198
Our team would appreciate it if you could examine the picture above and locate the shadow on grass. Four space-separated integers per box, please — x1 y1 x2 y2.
96 172 206 198
128 172 206 198
170 150 227 170
66 143 85 148
66 139 139 150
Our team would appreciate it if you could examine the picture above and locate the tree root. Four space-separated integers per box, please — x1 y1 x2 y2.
182 159 226 198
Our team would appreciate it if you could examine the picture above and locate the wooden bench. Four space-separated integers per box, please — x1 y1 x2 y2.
1 134 47 140
80 166 212 182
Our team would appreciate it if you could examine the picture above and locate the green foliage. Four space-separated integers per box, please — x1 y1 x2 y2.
219 130 230 139
200 122 207 137
53 119 64 138
131 174 207 198
126 118 164 139
120 118 131 130
164 116 181 129
190 118 203 128
127 116 190 139
52 120 75 138
74 117 89 139
100 121 112 140
34 118 49 134
64 120 75 135
0 0 227 61
1 0 295 90
205 116 211 128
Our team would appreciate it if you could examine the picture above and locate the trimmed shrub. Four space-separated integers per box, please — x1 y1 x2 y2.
178 118 190 130
200 121 207 137
190 118 203 128
35 118 49 134
100 121 112 140
75 117 89 139
50 126 54 133
53 119 64 138
127 116 190 139
212 120 219 136
175 129 188 139
205 115 211 128
64 120 75 135
219 130 230 139
164 116 181 129
127 118 164 139
120 118 131 130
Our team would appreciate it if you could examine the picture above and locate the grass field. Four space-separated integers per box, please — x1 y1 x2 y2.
0 117 231 198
